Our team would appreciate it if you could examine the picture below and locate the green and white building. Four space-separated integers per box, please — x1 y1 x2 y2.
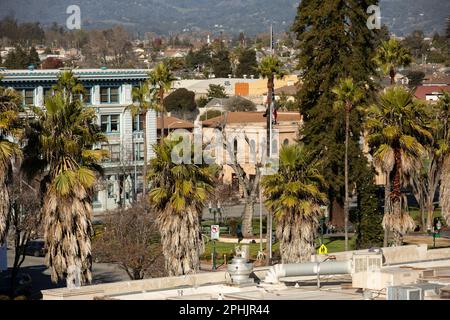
0 68 157 213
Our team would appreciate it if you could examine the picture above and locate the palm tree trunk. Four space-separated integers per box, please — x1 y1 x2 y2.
0 179 9 243
344 105 350 251
392 148 403 246
142 112 148 199
159 89 165 144
383 171 391 247
390 68 396 85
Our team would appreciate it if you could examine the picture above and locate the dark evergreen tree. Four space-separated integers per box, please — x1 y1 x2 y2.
235 48 257 78
4 47 29 69
28 47 41 68
212 49 232 78
207 84 228 99
293 0 380 222
163 88 197 120
354 162 384 249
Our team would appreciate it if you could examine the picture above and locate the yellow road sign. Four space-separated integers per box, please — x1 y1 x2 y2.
317 244 328 255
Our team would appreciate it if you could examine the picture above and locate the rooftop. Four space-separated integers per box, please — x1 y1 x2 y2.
0 68 150 82
157 116 195 130
414 85 450 100
202 112 302 127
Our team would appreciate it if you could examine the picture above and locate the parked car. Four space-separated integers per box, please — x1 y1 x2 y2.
25 240 46 257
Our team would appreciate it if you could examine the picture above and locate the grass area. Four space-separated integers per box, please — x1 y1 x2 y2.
409 208 446 227
201 235 356 265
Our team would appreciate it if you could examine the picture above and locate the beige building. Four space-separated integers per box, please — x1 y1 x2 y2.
202 111 302 186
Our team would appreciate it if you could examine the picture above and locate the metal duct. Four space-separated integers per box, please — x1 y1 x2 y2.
265 260 352 284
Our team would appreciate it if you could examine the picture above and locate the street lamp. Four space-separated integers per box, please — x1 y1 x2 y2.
208 201 223 223
432 218 442 249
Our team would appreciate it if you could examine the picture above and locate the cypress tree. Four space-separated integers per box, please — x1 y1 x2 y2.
293 1 380 225
354 161 384 249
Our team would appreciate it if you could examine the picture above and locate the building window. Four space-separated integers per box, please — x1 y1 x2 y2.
102 144 121 162
43 88 54 103
22 89 34 105
283 138 289 146
100 87 120 104
133 114 145 132
82 87 92 104
101 114 120 134
134 143 144 161
107 183 115 199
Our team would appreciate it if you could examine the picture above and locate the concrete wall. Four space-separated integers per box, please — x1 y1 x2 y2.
42 272 228 300
317 244 450 265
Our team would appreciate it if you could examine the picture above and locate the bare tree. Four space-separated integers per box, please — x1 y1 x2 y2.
92 202 165 280
7 170 42 295
217 114 263 238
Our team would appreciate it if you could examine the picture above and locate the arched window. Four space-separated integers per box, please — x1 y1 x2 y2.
283 138 289 146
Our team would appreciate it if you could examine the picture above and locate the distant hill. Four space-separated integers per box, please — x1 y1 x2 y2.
0 0 448 36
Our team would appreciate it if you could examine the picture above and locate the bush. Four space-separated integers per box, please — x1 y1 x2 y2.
200 109 222 121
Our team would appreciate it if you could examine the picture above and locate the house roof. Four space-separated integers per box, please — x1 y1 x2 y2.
414 85 450 100
202 111 301 127
157 116 195 130
274 84 300 96
423 74 450 85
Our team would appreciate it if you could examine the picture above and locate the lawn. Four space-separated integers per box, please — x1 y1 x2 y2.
201 235 356 265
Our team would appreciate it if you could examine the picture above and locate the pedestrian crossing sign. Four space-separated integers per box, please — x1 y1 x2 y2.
318 244 328 255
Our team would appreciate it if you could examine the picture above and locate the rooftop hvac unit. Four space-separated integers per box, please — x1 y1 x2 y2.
387 286 423 300
352 252 383 274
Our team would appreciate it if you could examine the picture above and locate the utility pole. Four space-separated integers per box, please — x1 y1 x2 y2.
265 23 274 266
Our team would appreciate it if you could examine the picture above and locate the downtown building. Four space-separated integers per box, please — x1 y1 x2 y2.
0 68 157 214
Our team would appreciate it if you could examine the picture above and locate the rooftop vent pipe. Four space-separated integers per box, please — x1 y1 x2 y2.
265 260 352 284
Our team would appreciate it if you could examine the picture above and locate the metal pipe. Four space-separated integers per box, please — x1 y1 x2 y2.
265 260 352 284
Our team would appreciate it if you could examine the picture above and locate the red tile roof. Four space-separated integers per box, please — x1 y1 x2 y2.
157 116 194 130
414 85 450 100
202 112 302 127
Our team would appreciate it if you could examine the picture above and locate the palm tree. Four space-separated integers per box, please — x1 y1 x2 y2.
148 62 176 143
256 55 286 119
332 78 364 251
374 38 412 85
0 83 22 243
436 92 450 226
249 55 285 243
408 92 450 230
127 82 156 198
365 86 432 246
261 145 328 263
147 138 216 276
32 71 107 286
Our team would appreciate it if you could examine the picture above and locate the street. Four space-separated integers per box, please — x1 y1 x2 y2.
1 248 129 299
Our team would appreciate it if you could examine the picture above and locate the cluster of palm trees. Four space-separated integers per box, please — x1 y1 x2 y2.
0 61 183 285
1 38 448 286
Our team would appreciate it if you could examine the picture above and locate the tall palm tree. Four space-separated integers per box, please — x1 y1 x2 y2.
147 138 216 276
148 62 176 143
374 38 412 85
32 71 107 286
127 82 156 198
365 86 432 246
0 83 22 243
332 78 364 251
436 92 450 226
408 92 450 230
256 55 286 120
252 55 285 245
261 145 328 263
